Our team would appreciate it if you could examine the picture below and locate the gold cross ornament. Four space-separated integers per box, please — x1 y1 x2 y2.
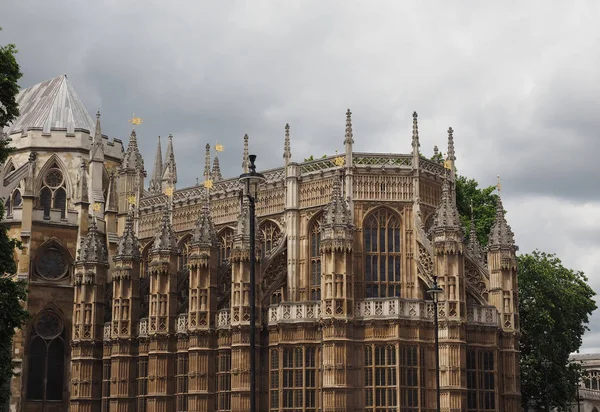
203 179 214 190
92 202 102 212
128 113 143 127
215 142 224 152
164 186 174 197
127 195 137 205
334 156 345 167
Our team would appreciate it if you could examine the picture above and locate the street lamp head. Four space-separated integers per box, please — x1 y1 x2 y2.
239 154 266 201
427 275 443 303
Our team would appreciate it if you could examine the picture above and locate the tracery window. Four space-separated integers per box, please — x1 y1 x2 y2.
309 214 324 301
101 358 111 412
217 350 232 411
399 345 426 410
363 208 401 298
4 188 22 217
270 346 317 412
136 356 148 412
178 236 191 271
364 344 397 411
217 228 234 264
39 167 67 219
467 348 496 411
34 245 69 281
26 311 66 402
260 220 282 258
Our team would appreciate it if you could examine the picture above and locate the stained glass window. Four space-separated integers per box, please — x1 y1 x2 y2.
364 209 401 298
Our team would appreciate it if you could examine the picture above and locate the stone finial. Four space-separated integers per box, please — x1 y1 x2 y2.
116 207 141 260
430 176 463 234
412 111 420 150
433 145 439 158
77 219 108 264
152 207 179 252
149 136 163 194
162 133 177 186
91 110 104 162
283 123 291 160
467 217 484 262
204 143 211 182
106 172 118 213
192 189 218 247
242 134 249 173
447 127 456 162
324 170 352 227
75 159 89 205
212 155 222 181
488 195 516 249
344 109 354 145
120 129 145 172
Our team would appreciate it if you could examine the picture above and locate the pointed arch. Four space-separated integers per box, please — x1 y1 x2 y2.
141 241 153 279
307 210 325 301
178 233 192 271
33 238 73 281
362 207 402 298
34 154 74 197
1 157 16 183
25 306 68 403
258 219 283 258
217 226 235 264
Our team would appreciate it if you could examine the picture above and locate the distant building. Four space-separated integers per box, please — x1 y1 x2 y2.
5 75 520 412
569 354 600 412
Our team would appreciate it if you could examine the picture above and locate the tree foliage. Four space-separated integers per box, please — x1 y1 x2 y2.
454 173 596 411
518 251 596 410
0 27 27 407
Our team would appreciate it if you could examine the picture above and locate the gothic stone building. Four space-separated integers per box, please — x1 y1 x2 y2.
4 75 520 412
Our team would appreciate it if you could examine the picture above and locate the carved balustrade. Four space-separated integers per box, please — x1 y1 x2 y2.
103 322 111 341
268 302 321 325
177 313 188 334
354 298 434 320
466 305 498 326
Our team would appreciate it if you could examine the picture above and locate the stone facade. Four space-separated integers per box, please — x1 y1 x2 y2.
4 77 520 412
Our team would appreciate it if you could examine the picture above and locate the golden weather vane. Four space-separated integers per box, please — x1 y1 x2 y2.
215 142 224 152
496 175 501 192
204 179 214 190
128 113 143 127
127 194 137 206
164 186 174 197
333 149 345 167
92 202 102 212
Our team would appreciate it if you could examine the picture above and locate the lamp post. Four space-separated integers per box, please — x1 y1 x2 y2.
239 154 265 412
427 275 443 412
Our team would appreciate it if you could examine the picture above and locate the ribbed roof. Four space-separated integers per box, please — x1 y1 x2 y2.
4 75 95 135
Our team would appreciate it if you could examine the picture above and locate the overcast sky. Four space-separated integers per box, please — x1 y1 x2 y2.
2 1 600 350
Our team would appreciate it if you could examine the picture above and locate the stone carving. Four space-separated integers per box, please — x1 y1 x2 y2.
77 219 108 264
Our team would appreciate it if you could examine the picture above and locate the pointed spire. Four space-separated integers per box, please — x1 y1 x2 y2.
412 111 420 150
192 189 218 247
75 159 89 205
323 170 352 227
116 208 141 260
433 145 439 160
430 175 462 234
283 123 291 161
488 195 515 249
162 133 177 185
447 127 455 162
204 143 211 182
120 129 145 172
149 136 163 193
343 109 354 145
152 207 179 252
77 219 108 264
242 134 249 173
91 111 104 162
106 172 118 213
212 155 222 181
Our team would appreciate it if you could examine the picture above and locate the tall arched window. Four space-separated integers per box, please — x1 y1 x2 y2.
217 228 234 264
178 236 191 271
4 188 22 217
260 220 282 258
39 167 67 219
26 310 66 402
364 208 401 298
309 214 324 301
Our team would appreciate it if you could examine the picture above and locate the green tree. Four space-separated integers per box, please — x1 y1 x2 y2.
0 27 28 407
455 174 596 411
518 251 596 411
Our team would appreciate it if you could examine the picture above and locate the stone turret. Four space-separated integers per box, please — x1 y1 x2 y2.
187 191 219 411
212 153 222 181
242 134 249 173
117 128 146 232
283 123 291 169
162 133 177 191
70 220 108 412
89 111 105 217
109 208 141 409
